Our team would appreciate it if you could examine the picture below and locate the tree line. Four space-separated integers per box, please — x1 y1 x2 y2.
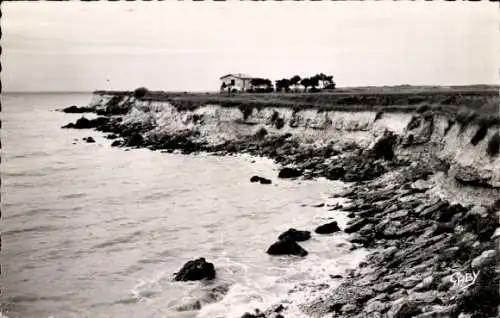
276 74 335 92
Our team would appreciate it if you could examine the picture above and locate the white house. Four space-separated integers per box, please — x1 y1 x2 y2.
219 73 255 92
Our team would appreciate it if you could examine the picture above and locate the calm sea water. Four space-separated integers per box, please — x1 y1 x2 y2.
1 93 366 318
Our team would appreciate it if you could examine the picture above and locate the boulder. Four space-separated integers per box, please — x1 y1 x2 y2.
315 221 341 234
62 116 110 130
278 228 311 242
278 167 303 179
250 176 272 184
370 130 398 161
111 140 122 147
471 250 496 270
84 136 95 143
267 239 308 257
174 258 216 281
250 176 260 183
62 105 94 113
454 166 493 188
259 177 272 184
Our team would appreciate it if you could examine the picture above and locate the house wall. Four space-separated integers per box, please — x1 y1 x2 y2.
220 76 252 91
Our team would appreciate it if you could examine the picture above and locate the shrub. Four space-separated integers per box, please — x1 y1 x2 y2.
133 87 148 99
270 110 279 124
239 106 253 121
255 127 268 139
486 133 500 156
275 118 285 129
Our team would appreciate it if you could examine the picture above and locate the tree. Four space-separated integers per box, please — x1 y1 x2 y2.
133 87 148 99
300 78 311 92
309 76 320 90
290 75 301 91
276 79 291 92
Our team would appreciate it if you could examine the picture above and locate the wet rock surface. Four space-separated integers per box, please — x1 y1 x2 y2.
278 228 311 242
250 176 272 184
61 105 95 113
267 239 308 257
174 258 216 281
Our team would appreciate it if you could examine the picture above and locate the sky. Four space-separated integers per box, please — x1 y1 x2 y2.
2 1 500 92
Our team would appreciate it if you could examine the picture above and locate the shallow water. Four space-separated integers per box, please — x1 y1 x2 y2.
1 93 366 318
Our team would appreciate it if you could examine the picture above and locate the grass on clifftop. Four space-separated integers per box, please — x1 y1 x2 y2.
94 86 500 124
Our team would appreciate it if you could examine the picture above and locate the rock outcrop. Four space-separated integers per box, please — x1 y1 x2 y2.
174 258 216 281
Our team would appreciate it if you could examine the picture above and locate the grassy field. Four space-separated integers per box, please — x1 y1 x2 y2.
94 85 500 116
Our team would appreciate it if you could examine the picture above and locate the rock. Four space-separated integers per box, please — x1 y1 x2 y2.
176 300 202 312
454 166 492 188
126 133 144 147
312 202 325 208
277 167 303 179
370 130 398 161
61 105 94 113
106 134 119 140
341 303 357 314
62 116 110 129
278 228 311 242
325 166 346 180
315 221 341 234
84 137 95 143
471 249 496 270
344 218 370 234
462 206 498 241
267 240 308 257
455 264 499 318
174 258 216 281
259 177 272 185
250 176 261 183
388 298 422 318
414 276 434 292
111 140 122 147
250 176 272 184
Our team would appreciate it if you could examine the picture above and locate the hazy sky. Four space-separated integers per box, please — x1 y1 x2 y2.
2 1 499 92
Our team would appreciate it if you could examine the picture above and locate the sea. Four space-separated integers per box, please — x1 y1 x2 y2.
1 93 367 318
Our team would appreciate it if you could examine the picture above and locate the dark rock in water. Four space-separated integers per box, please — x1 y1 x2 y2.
84 137 95 143
106 134 119 140
176 300 202 312
111 140 122 147
325 166 345 180
259 177 272 184
174 258 216 281
267 239 308 257
125 133 144 147
62 116 110 130
241 311 265 318
62 105 94 113
315 221 341 234
250 176 272 184
278 228 311 242
250 176 260 183
278 167 303 179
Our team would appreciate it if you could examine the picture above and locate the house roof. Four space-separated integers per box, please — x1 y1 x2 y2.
219 73 254 80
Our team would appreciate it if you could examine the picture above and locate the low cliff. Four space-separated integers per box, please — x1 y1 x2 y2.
89 91 499 191
66 90 500 318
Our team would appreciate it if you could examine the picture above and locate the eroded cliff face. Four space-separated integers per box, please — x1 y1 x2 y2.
91 93 499 188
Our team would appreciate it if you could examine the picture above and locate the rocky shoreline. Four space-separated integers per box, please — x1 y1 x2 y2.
60 98 499 318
